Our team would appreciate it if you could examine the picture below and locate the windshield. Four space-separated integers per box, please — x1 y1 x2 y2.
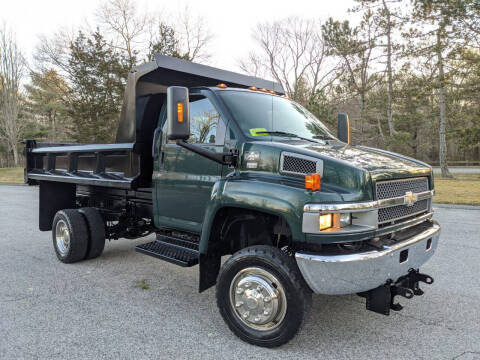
218 90 335 142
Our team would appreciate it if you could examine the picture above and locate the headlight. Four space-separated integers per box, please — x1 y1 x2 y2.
339 213 351 227
319 214 333 230
319 213 351 231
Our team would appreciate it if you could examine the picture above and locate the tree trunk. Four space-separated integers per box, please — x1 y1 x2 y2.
11 144 19 167
360 92 366 144
383 0 395 137
436 30 452 178
377 116 384 144
50 111 56 141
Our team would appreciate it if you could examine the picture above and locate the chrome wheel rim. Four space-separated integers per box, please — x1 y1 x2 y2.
55 220 70 255
229 267 287 331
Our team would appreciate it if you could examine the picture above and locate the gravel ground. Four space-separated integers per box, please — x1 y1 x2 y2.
1 185 479 360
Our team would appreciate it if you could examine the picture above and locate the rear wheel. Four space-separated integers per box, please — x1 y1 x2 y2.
79 207 105 260
216 245 311 347
52 209 88 263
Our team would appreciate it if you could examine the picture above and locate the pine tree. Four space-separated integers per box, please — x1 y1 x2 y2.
322 11 381 143
67 30 130 143
24 69 68 141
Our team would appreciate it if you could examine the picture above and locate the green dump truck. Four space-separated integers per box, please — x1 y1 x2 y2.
24 55 441 347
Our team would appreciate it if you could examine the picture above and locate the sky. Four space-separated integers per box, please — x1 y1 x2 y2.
0 0 353 73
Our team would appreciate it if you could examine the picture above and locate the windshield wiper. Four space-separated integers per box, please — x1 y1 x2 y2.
312 135 332 140
255 131 321 144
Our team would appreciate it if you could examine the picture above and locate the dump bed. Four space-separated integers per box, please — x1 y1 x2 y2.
24 54 284 190
24 140 139 189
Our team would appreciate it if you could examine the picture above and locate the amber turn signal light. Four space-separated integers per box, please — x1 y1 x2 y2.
177 102 184 123
217 83 227 88
305 173 321 191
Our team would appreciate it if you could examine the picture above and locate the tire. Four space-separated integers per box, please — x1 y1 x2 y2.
216 245 312 347
79 207 105 260
52 209 89 263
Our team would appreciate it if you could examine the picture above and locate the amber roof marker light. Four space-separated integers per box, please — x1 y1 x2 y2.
217 83 227 89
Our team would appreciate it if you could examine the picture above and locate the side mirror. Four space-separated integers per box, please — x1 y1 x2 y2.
337 113 351 144
167 86 190 141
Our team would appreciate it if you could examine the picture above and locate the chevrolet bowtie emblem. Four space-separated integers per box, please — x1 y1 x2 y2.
404 191 417 207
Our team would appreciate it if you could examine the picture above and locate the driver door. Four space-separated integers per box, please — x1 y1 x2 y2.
154 92 226 234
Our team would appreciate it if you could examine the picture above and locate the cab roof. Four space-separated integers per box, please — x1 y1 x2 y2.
116 54 284 143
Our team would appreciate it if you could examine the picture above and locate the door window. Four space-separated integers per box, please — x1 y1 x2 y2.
189 96 224 145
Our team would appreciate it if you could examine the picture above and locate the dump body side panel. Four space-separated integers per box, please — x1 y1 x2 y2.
24 141 139 189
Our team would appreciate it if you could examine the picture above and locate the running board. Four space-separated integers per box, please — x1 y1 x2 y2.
135 234 199 267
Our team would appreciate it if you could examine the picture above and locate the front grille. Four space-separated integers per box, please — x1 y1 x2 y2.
376 177 429 200
378 199 429 224
280 153 320 176
376 177 429 224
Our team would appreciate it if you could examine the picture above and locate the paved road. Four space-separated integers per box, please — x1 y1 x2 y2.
432 166 480 174
1 185 479 360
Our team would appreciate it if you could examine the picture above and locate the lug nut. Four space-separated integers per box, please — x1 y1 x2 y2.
263 310 269 315
254 317 260 322
236 288 244 294
235 301 243 308
243 312 249 319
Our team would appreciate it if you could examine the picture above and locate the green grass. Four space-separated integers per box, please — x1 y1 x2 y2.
0 167 24 184
135 278 150 290
434 173 480 206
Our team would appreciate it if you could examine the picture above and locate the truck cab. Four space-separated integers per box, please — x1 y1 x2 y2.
24 55 440 347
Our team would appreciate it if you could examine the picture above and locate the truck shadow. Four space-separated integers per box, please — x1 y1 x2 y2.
94 243 398 351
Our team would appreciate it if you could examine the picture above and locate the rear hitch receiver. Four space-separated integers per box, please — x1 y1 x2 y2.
358 269 434 316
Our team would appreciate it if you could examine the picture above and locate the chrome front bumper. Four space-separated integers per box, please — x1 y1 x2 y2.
295 221 441 295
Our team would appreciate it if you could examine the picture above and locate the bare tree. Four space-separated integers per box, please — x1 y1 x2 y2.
380 0 397 136
352 0 403 137
148 8 213 63
407 0 469 178
0 25 25 167
176 7 213 62
240 17 338 103
435 27 451 178
34 30 75 92
96 0 151 67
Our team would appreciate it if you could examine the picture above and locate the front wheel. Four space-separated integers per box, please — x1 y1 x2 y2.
216 245 312 347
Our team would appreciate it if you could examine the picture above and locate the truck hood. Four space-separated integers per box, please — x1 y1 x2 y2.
301 142 430 173
254 140 431 176
241 140 431 202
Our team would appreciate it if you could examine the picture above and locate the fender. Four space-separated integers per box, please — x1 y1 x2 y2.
199 176 308 254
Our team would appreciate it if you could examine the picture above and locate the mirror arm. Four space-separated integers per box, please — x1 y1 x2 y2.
176 140 238 167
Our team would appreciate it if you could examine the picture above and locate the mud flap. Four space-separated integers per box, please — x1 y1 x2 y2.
39 181 76 231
